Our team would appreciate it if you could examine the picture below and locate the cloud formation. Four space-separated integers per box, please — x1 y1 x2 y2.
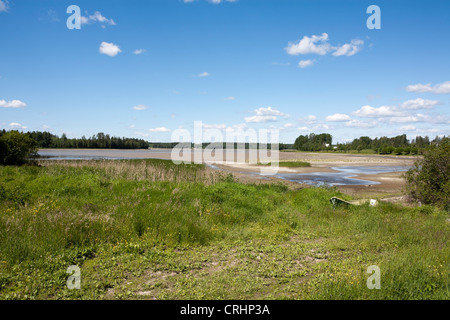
133 49 146 55
193 72 210 77
148 127 171 132
81 11 116 26
326 113 351 122
285 33 332 56
298 59 315 68
99 42 121 57
244 107 290 123
9 122 27 130
132 105 148 111
405 81 450 94
333 39 364 56
0 99 27 108
0 0 8 12
352 105 402 118
285 33 364 67
399 98 439 110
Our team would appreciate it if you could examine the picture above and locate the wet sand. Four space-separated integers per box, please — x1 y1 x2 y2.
209 151 415 198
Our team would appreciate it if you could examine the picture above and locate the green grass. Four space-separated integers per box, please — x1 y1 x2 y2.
258 161 311 167
0 160 448 300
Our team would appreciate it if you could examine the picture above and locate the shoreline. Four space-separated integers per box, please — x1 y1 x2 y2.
37 149 415 199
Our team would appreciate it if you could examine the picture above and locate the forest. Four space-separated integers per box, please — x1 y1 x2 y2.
293 133 444 154
22 131 150 149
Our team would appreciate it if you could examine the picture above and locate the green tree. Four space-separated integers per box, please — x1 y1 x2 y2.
404 138 449 207
0 131 38 165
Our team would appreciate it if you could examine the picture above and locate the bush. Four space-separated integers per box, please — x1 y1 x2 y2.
394 147 404 155
0 131 38 165
404 138 449 207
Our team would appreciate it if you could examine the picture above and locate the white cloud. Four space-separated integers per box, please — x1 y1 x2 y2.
224 96 236 100
352 105 402 118
284 123 296 128
389 113 449 124
285 33 332 56
0 0 8 12
194 72 209 77
132 105 148 111
209 0 237 3
148 127 171 132
0 99 27 108
311 123 331 130
286 33 364 59
345 120 378 128
254 106 290 118
296 123 331 131
81 11 116 26
244 115 277 123
133 49 146 55
298 115 318 126
405 81 450 94
245 106 290 123
9 122 27 130
298 59 315 68
400 98 439 110
326 113 351 122
99 42 121 57
399 125 417 131
333 39 364 56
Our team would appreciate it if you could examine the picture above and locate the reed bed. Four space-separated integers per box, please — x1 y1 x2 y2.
38 159 231 185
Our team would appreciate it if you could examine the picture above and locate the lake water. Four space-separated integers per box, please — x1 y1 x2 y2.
37 149 410 186
276 166 410 186
37 149 172 160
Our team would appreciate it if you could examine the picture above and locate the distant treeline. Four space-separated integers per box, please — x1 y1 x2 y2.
294 133 446 154
8 130 287 150
149 142 289 150
23 131 150 149
294 133 332 152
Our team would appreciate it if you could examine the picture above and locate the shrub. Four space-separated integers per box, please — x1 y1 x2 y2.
0 131 38 165
394 147 404 155
404 138 449 207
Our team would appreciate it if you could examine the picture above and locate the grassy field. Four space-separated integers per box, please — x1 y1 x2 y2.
0 159 448 300
258 161 311 167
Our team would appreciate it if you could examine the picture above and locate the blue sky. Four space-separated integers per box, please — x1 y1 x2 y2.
1 0 449 143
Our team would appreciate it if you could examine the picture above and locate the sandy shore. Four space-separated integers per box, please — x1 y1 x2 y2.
39 149 416 199
209 151 416 199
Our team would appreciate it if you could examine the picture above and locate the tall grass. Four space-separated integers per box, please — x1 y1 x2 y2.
0 160 448 299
